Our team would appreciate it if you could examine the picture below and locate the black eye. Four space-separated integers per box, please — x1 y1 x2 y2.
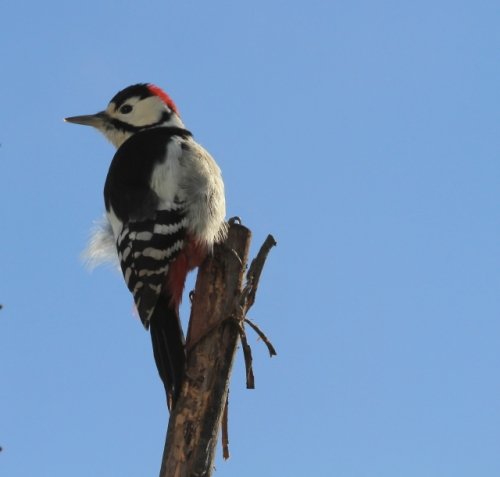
120 104 133 114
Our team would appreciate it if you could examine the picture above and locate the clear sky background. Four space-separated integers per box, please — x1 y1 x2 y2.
1 1 499 476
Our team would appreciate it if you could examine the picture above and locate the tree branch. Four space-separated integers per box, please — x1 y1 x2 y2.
159 222 251 477
158 222 276 476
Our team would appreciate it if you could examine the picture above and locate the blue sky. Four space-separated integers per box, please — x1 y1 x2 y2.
1 1 499 476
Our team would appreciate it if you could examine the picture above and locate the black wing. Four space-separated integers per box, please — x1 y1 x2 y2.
116 206 187 327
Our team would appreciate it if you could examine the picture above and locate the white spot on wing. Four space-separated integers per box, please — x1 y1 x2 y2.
133 281 144 293
124 267 132 284
153 218 188 235
136 240 183 260
138 265 169 277
135 231 153 241
122 245 131 262
148 283 162 293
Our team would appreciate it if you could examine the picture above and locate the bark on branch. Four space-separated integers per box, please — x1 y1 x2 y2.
159 221 275 477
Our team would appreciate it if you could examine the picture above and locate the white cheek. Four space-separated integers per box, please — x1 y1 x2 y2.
130 97 164 126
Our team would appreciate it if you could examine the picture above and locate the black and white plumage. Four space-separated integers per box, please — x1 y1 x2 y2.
66 84 227 408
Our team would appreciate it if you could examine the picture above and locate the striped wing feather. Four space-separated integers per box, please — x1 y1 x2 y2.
116 206 187 327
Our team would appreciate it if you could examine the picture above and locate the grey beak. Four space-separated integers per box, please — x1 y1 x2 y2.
64 111 108 128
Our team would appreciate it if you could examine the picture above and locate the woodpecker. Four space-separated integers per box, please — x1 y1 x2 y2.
66 83 227 408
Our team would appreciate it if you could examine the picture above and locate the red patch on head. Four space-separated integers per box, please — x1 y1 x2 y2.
147 84 179 114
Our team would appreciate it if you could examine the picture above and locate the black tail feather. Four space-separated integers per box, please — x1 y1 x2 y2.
149 294 186 409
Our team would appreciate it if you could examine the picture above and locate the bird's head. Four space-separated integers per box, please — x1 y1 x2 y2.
65 83 185 148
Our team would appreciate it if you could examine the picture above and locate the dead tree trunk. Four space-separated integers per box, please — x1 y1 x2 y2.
158 221 252 477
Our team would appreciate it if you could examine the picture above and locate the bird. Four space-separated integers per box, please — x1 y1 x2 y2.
65 83 227 409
